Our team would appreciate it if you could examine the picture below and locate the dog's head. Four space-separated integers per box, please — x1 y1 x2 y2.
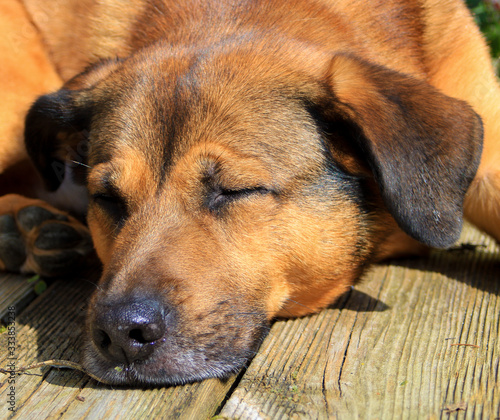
25 43 482 385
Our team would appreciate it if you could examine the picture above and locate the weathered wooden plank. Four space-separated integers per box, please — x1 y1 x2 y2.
0 278 236 419
219 225 500 419
0 273 36 323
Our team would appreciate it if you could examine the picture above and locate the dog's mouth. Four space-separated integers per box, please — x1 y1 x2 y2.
81 294 269 386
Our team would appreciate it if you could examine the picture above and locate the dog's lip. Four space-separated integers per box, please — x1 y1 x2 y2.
81 344 244 386
81 322 244 385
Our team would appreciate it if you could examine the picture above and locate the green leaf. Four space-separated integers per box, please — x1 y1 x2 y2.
34 280 47 295
27 274 40 283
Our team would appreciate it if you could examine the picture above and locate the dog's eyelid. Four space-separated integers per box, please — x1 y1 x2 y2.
91 190 129 209
207 185 274 212
89 175 125 201
91 192 119 202
91 191 128 214
214 183 275 198
220 186 271 195
91 192 129 231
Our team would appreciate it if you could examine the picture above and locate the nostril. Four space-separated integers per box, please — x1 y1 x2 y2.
129 328 148 344
95 329 112 349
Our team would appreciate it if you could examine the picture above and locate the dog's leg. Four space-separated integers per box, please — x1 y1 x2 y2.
0 0 62 174
0 194 93 276
423 0 500 242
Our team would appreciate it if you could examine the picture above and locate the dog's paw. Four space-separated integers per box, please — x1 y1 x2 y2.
0 196 93 276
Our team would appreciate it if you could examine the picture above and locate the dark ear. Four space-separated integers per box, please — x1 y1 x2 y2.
24 58 122 191
24 89 92 190
324 54 483 248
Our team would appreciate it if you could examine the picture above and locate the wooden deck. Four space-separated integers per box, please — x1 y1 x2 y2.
1 223 499 419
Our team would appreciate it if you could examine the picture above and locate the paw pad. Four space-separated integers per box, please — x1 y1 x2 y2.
35 222 84 250
0 214 27 271
17 205 68 231
0 204 93 276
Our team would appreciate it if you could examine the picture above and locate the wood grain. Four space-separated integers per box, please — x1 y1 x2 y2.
0 273 35 323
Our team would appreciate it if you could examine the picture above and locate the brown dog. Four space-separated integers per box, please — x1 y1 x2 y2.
0 0 499 385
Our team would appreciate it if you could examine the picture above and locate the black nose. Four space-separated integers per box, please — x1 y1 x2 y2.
91 296 167 364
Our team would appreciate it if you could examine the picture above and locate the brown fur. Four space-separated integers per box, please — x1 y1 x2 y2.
0 0 498 385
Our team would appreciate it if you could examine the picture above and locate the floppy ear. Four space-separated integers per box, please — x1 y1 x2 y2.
24 89 92 190
24 58 122 191
323 54 483 248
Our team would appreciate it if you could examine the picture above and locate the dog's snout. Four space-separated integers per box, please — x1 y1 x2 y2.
91 297 168 364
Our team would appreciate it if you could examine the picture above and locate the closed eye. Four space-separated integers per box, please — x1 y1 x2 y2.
91 193 128 229
207 186 271 212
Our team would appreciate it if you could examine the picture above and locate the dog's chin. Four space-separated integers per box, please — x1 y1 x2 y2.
81 324 269 386
82 346 245 386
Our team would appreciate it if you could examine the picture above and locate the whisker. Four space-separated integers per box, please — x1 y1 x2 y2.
81 278 102 291
70 160 92 169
